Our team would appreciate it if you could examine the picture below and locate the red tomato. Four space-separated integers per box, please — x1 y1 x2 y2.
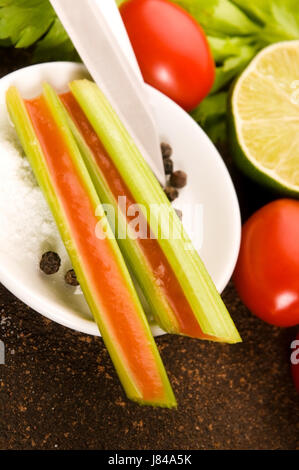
291 332 299 394
120 0 215 111
233 199 299 327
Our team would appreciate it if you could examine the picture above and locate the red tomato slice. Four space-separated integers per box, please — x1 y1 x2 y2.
233 199 299 327
120 0 215 111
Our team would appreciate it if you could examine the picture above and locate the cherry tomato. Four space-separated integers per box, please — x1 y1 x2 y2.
233 199 299 327
120 0 215 111
291 332 299 394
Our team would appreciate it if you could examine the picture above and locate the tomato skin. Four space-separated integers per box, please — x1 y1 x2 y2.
291 332 299 394
120 0 215 111
233 199 299 327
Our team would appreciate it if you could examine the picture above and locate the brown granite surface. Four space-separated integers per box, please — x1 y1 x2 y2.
0 49 298 451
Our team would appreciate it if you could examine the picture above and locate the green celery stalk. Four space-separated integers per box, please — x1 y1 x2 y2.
6 84 176 408
61 102 178 334
69 79 242 344
173 0 259 37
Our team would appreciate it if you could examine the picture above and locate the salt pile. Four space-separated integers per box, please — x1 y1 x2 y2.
0 124 68 267
0 118 89 321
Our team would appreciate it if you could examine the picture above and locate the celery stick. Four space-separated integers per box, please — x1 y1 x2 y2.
61 98 178 334
6 85 176 408
69 80 241 344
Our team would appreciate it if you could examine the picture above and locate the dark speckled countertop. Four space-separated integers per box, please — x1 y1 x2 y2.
0 49 298 451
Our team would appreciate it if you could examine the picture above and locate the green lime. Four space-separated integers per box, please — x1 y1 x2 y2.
230 41 299 197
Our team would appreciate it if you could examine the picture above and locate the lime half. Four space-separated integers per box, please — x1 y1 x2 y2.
230 41 299 197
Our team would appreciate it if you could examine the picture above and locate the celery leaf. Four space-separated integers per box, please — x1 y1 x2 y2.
0 0 77 61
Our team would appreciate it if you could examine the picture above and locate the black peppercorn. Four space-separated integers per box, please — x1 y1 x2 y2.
40 251 61 275
163 158 173 175
164 186 179 202
170 170 187 189
65 269 79 287
161 142 173 159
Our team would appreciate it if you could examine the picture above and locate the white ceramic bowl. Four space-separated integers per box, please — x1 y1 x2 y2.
0 62 241 336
